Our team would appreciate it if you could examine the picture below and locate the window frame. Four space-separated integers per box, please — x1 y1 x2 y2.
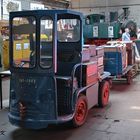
39 16 54 69
57 18 81 43
11 16 37 69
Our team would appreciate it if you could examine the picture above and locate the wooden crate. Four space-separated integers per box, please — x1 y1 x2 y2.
82 62 98 86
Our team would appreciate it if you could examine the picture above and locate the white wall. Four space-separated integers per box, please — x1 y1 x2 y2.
108 0 140 6
71 0 140 26
0 1 1 20
0 0 47 20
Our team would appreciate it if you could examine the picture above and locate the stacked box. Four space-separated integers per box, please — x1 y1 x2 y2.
82 48 90 62
82 62 98 86
89 45 96 57
83 44 96 57
124 41 133 50
104 43 127 76
104 52 124 75
125 42 135 65
98 65 104 75
96 46 104 56
82 45 104 76
82 45 97 62
96 46 104 75
90 56 97 62
97 56 104 66
104 43 127 69
104 44 125 53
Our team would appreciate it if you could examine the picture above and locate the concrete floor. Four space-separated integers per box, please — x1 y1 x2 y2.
0 74 140 140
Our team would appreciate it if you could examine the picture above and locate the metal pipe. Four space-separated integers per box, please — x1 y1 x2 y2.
34 0 70 8
123 7 129 20
72 3 140 9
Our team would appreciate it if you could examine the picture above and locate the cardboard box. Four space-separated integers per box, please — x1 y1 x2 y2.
98 65 104 75
82 62 98 86
96 46 104 57
82 48 90 62
83 44 96 57
89 45 96 57
97 56 104 66
104 44 126 53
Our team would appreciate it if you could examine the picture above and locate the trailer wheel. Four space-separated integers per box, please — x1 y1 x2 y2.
72 95 88 127
127 70 133 84
98 81 110 107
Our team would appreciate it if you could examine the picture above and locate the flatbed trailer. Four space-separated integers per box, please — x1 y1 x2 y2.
109 64 135 84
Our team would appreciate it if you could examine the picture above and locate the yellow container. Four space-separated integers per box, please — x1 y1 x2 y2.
3 40 9 70
13 40 23 61
22 40 31 60
3 39 31 69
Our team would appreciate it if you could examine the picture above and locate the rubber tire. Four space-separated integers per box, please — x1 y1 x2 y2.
98 81 110 108
71 95 88 128
127 70 133 85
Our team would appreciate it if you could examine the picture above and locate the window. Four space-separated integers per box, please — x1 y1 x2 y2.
40 17 53 68
57 19 80 42
12 16 36 68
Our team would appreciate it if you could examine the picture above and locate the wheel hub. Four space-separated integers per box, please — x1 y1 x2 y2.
103 86 109 104
75 101 86 122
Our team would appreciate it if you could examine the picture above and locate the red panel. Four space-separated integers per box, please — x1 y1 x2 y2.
87 63 98 76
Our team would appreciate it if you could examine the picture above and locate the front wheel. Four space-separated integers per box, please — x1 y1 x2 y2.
98 81 110 107
71 95 88 127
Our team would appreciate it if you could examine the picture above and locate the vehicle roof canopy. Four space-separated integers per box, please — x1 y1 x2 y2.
10 9 83 20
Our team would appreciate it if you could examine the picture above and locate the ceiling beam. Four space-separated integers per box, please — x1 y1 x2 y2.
33 0 70 8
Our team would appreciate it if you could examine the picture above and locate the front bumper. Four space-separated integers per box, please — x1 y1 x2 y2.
8 113 74 129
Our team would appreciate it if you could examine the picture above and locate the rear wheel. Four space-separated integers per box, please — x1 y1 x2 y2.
126 70 133 84
98 81 110 107
71 95 88 127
